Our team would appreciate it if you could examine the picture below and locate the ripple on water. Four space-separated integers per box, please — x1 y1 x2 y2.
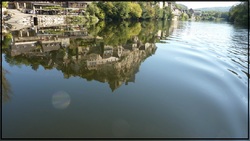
155 21 248 137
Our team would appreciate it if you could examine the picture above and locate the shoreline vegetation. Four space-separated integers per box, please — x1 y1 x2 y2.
1 1 248 33
1 1 248 50
86 2 248 26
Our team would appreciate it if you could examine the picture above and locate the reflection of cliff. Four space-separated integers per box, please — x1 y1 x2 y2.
4 21 174 91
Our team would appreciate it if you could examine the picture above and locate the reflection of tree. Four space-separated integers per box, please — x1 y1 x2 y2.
3 20 175 92
2 68 12 102
2 33 12 49
98 22 141 46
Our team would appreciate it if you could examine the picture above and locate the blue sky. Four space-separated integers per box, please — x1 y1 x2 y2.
176 2 241 9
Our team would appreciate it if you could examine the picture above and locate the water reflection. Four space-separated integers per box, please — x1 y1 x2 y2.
2 68 12 102
4 20 174 91
52 91 71 109
2 20 248 138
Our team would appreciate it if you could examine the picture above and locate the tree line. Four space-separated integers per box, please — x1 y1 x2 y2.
196 11 229 21
86 2 173 21
195 2 248 26
228 2 248 26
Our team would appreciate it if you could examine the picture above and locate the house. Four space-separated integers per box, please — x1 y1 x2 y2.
8 1 64 15
113 46 123 58
67 1 91 9
31 2 63 15
86 53 102 70
41 40 61 52
11 41 41 56
102 45 113 58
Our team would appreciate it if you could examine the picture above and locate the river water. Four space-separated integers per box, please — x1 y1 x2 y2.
2 20 248 138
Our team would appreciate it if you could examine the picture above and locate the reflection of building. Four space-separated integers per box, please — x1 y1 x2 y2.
10 27 71 56
86 53 119 70
113 46 123 57
11 41 40 56
6 22 161 92
102 45 113 58
8 1 92 15
41 41 61 52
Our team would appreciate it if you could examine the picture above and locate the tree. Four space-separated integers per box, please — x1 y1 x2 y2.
176 3 188 11
2 33 12 49
154 5 163 19
2 1 8 8
114 2 130 20
229 2 248 26
87 3 105 20
140 4 155 19
128 2 142 19
179 13 189 21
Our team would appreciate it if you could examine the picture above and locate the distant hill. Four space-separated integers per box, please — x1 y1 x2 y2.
194 6 231 12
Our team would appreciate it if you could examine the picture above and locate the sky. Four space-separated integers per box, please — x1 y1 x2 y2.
176 2 241 9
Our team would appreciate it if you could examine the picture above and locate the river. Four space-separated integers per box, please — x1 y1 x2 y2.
2 20 248 138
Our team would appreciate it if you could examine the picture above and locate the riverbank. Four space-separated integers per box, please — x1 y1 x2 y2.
3 9 98 31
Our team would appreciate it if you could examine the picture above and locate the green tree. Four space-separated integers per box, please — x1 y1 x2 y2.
128 2 142 19
220 12 229 20
229 2 248 26
175 3 188 11
140 4 155 19
87 3 105 20
2 1 8 8
154 5 163 19
114 2 130 20
2 33 12 49
179 13 189 21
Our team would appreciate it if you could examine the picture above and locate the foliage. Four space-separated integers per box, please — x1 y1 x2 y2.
179 13 189 21
66 15 98 25
195 6 231 12
175 3 188 10
228 2 248 26
154 5 164 19
140 3 155 19
97 22 142 46
164 6 173 20
2 1 8 8
2 33 12 49
95 2 182 20
128 2 142 19
87 21 106 36
196 11 229 21
87 3 105 20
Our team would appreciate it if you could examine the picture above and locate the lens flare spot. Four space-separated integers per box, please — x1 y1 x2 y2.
52 91 71 109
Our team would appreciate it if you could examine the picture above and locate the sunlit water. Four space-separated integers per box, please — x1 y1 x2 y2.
2 21 248 138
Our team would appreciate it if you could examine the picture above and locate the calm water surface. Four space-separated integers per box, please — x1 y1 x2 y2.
2 20 248 138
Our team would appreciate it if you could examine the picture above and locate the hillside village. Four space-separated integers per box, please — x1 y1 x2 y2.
2 1 202 30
